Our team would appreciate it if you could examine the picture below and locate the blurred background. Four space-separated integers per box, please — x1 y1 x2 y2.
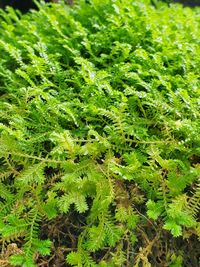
167 0 200 6
0 0 199 13
0 0 73 13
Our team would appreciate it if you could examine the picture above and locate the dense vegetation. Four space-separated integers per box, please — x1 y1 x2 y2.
0 0 200 266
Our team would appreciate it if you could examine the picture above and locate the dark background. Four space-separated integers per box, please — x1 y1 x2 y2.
0 0 73 13
172 0 200 6
153 0 200 7
0 0 199 13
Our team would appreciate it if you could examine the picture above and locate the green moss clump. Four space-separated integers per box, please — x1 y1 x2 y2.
0 1 200 266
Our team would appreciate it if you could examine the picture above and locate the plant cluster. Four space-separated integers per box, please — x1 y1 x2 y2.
0 0 200 266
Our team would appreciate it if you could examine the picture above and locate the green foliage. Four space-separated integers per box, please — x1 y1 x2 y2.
0 0 200 266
